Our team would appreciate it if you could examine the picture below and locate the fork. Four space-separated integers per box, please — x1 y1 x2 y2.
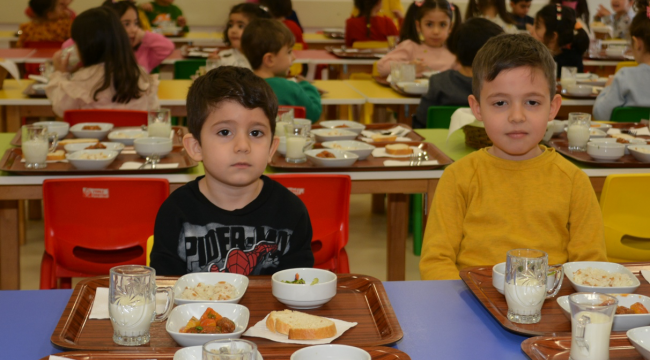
137 154 160 169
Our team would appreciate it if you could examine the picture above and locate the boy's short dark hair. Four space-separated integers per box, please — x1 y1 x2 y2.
186 66 278 143
241 19 295 70
29 0 56 18
472 34 556 99
449 18 504 67
510 0 532 4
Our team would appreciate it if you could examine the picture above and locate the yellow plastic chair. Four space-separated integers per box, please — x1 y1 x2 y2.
600 174 650 263
289 43 303 77
615 61 638 73
146 235 154 267
352 41 389 49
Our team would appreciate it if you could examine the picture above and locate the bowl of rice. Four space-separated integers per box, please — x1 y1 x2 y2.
173 272 249 305
563 261 640 294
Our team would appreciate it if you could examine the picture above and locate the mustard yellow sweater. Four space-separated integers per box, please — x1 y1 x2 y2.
419 146 607 280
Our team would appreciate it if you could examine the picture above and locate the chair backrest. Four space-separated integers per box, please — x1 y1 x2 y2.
427 106 465 129
352 41 388 49
278 105 307 119
615 61 638 73
289 43 303 77
268 174 351 269
600 174 650 262
610 107 650 123
43 178 169 274
23 41 64 49
63 109 148 127
174 59 207 80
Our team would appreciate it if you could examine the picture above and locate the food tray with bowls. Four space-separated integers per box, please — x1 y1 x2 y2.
459 262 650 337
51 274 403 350
521 334 643 360
180 45 219 59
322 28 345 39
40 346 411 360
269 141 452 172
22 82 47 98
559 86 599 99
311 123 425 142
325 46 388 59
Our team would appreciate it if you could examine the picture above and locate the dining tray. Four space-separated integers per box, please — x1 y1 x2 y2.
269 141 452 172
51 274 403 350
22 82 47 98
325 46 387 59
559 88 599 99
311 123 425 142
180 45 218 59
42 346 410 360
548 138 650 168
521 334 642 359
459 262 650 337
10 126 189 147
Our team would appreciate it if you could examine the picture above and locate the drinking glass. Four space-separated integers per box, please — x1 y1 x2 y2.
148 109 172 138
567 112 591 151
285 123 312 163
560 66 578 89
505 249 564 324
109 265 173 346
61 44 80 72
203 339 258 360
390 63 415 83
21 125 57 169
569 292 617 360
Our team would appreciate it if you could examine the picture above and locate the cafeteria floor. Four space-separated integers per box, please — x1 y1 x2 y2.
19 195 422 289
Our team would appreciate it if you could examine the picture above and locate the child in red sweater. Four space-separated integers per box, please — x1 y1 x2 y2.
345 0 399 47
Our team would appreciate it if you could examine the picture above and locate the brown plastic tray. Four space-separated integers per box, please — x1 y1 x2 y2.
311 123 425 142
522 334 642 359
269 141 452 172
51 274 403 351
325 46 387 59
373 76 390 87
10 126 189 147
22 82 47 98
459 262 650 337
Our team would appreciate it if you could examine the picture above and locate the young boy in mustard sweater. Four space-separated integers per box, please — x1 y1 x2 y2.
419 34 607 281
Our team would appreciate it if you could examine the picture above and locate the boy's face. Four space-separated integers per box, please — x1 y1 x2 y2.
610 0 633 14
269 45 295 77
468 66 561 161
510 1 532 17
183 101 279 189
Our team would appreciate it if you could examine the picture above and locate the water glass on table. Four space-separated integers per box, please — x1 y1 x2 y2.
21 125 57 169
203 339 258 360
560 66 578 89
285 123 312 163
148 109 172 138
567 112 591 151
390 63 416 83
569 292 617 360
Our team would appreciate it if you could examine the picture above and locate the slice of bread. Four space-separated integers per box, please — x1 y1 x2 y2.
46 150 65 161
371 134 397 142
385 143 412 155
58 138 99 145
266 309 336 340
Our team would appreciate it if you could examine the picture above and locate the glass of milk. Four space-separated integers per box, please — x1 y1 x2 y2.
560 66 578 89
21 125 57 169
569 292 617 360
109 265 174 346
567 112 591 151
147 109 172 138
285 124 312 163
505 249 564 324
203 339 258 360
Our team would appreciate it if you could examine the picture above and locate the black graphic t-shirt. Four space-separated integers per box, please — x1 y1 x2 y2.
151 175 314 275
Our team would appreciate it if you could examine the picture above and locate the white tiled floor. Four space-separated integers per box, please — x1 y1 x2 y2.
20 194 422 289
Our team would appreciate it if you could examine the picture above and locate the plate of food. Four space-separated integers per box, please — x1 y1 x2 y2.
173 272 249 305
563 261 640 294
310 128 358 142
173 345 263 360
107 129 147 145
66 149 118 170
557 293 650 331
321 140 375 160
64 141 125 154
165 303 249 347
305 149 359 167
318 120 366 134
69 123 114 140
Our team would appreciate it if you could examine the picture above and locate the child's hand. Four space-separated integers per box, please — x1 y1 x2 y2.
177 16 187 28
52 50 69 73
140 2 153 12
132 28 145 47
595 5 611 18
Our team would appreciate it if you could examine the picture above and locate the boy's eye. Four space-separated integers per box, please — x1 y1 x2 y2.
217 129 231 136
494 101 507 107
250 130 264 137
526 100 540 106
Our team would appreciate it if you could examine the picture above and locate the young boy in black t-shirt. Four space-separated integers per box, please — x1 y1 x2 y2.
510 0 534 31
151 66 314 275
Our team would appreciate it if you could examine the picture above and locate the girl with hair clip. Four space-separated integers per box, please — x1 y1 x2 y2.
465 0 518 33
593 0 650 120
532 3 590 77
208 3 272 68
45 7 159 118
377 0 461 77
345 0 399 47
549 0 590 30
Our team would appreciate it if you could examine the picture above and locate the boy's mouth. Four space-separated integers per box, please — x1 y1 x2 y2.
507 131 528 138
232 162 251 168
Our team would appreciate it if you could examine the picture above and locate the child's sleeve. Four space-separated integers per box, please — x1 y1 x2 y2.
44 71 82 118
566 171 608 262
278 205 315 270
140 31 175 72
296 81 323 122
592 72 628 120
150 199 187 276
419 167 467 280
376 41 412 77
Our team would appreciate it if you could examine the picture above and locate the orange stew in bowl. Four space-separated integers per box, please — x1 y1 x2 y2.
179 307 236 334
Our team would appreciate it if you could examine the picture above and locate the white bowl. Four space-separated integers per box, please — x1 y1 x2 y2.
321 140 375 160
589 138 645 154
557 294 650 331
134 137 173 157
69 122 114 140
271 268 337 309
173 346 263 360
305 149 358 167
173 272 249 305
107 129 147 145
575 73 598 80
397 81 428 95
563 261 641 293
577 77 608 86
310 128 358 142
165 303 250 347
319 120 366 134
291 345 371 360
606 48 626 57
590 123 613 132
64 142 125 154
551 120 567 136
589 128 607 138
492 262 558 295
629 145 650 163
587 142 624 161
628 327 650 360
66 149 118 170
566 84 593 96
33 121 69 139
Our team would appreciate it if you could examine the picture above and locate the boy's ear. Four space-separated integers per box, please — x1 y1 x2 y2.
548 93 562 121
262 52 275 68
468 94 483 122
268 136 280 162
183 133 204 162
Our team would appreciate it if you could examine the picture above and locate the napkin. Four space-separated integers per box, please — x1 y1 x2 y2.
20 158 68 163
361 125 411 139
631 127 650 136
447 108 482 141
49 356 70 360
371 146 423 158
641 270 650 284
119 162 179 170
359 136 411 143
89 287 170 319
607 128 622 135
0 59 21 85
384 159 439 166
242 314 357 345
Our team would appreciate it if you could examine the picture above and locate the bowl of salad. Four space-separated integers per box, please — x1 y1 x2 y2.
271 268 337 309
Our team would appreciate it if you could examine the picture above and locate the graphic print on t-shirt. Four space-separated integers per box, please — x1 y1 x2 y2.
179 222 293 275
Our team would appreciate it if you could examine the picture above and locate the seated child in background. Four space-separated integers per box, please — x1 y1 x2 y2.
259 0 307 49
351 0 405 29
25 0 75 20
414 18 503 128
377 0 460 77
141 0 188 33
17 0 73 48
209 2 272 69
532 4 590 78
419 34 607 280
509 0 533 31
594 0 635 39
465 0 518 34
151 66 314 275
45 7 159 117
345 0 399 47
241 19 322 122
593 1 650 120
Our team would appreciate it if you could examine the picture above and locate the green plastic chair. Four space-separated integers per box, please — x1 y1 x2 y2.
173 59 206 80
610 107 650 123
426 105 464 129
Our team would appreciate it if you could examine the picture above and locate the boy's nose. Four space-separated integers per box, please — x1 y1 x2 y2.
508 103 526 123
233 133 251 153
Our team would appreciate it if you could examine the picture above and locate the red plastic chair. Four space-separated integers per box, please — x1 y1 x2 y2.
268 174 351 273
22 41 64 77
40 178 169 289
64 109 149 127
278 105 307 119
